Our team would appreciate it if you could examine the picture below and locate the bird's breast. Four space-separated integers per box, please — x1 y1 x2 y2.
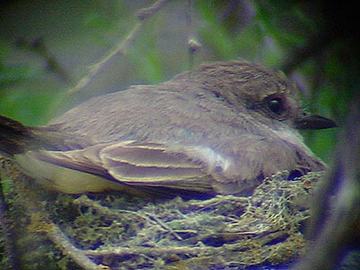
191 146 232 173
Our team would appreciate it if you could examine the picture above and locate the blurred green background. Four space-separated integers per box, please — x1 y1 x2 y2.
0 0 358 164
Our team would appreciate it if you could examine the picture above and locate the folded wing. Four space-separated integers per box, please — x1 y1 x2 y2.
32 141 215 193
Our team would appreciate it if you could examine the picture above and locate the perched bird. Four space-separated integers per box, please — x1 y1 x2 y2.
0 61 336 196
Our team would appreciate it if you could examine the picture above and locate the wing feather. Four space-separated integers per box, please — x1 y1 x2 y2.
31 141 214 193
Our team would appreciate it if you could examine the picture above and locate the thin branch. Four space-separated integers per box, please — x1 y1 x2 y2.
145 212 184 240
85 245 212 257
186 0 201 72
74 195 184 241
136 0 170 20
0 170 21 270
15 37 72 84
46 223 109 270
280 31 337 74
293 97 360 270
4 164 107 270
84 230 289 258
66 0 170 96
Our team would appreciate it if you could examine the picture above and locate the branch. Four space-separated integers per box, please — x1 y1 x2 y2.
74 195 184 241
15 37 72 84
0 169 21 270
85 245 212 257
2 162 107 270
46 223 109 270
136 0 169 20
280 31 337 74
293 97 360 270
186 0 201 72
66 0 170 96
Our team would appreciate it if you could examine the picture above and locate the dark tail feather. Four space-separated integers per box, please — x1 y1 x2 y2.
0 115 34 156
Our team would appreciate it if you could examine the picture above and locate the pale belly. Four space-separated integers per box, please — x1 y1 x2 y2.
15 153 127 194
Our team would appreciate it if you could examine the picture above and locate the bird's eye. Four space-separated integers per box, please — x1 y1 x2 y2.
267 97 285 115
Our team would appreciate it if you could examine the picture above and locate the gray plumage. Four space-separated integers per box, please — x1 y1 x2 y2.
0 61 334 195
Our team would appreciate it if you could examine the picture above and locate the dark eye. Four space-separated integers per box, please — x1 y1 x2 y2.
267 97 284 115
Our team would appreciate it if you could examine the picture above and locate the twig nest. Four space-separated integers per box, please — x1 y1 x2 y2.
42 171 322 269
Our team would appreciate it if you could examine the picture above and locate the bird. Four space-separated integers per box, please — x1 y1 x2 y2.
0 61 336 196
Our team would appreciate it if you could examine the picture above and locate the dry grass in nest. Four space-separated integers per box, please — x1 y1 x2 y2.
1 158 323 269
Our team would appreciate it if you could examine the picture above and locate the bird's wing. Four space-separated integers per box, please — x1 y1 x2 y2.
32 141 215 193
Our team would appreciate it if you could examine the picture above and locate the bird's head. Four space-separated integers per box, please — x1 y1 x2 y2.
187 60 336 131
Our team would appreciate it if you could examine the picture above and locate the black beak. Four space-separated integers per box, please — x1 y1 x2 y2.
294 114 337 130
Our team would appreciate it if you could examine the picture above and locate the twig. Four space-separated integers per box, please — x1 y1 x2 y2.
280 31 336 74
188 195 248 209
74 195 184 241
85 245 214 257
136 0 169 20
145 212 184 240
74 195 160 226
74 194 186 242
293 98 360 270
186 0 201 72
74 195 131 219
0 170 21 270
84 230 289 257
46 223 109 270
66 0 170 96
15 37 72 84
4 164 107 270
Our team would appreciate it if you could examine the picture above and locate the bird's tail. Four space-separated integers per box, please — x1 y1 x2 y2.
0 115 34 156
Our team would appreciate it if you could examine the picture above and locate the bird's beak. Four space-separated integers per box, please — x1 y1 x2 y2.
294 114 337 130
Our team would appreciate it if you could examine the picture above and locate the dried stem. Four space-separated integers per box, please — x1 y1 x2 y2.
84 230 289 258
293 98 360 270
74 195 184 240
46 223 109 270
186 0 201 72
0 171 21 270
145 212 184 240
136 0 170 20
15 37 72 84
2 162 106 270
85 245 212 257
66 0 170 96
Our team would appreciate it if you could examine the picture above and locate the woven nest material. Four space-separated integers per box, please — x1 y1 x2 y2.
0 158 323 270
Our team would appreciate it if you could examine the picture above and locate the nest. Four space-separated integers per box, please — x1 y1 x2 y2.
0 158 323 270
